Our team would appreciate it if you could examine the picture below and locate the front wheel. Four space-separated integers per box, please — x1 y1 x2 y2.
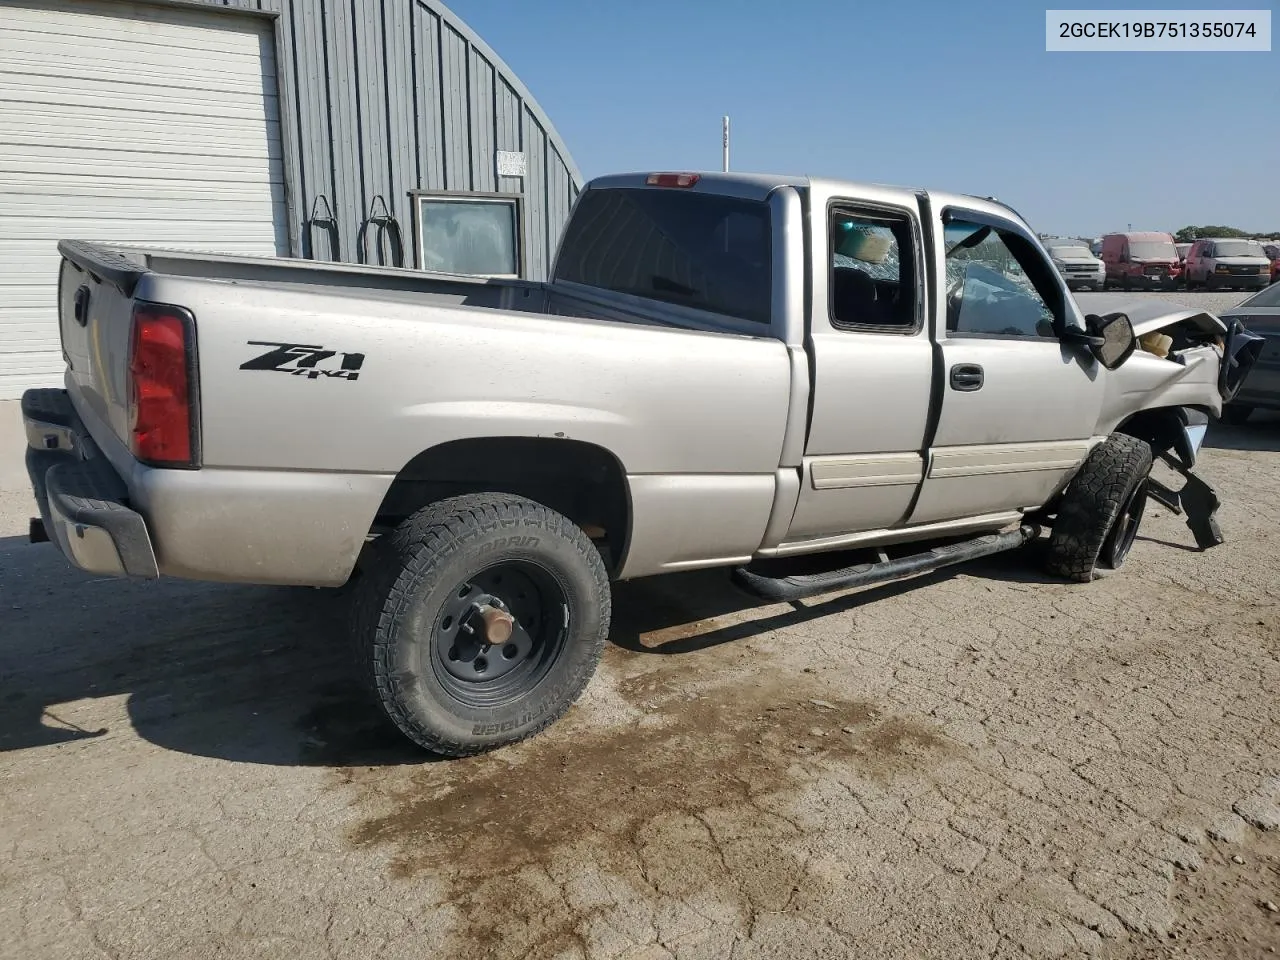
351 493 611 756
1044 434 1152 583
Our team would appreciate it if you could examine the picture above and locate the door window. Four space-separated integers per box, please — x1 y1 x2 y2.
828 207 918 331
943 217 1061 339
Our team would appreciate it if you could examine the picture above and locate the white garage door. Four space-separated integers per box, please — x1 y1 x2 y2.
0 0 287 400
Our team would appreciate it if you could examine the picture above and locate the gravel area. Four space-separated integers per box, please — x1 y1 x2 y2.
1075 290 1251 317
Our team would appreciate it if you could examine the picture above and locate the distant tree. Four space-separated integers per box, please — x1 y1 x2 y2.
1174 226 1199 242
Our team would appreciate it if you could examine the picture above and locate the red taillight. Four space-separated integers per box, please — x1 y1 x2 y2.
128 302 197 467
645 172 700 188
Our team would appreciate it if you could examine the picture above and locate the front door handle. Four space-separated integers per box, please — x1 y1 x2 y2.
950 363 984 391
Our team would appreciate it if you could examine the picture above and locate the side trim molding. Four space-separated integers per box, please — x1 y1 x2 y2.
810 453 923 490
927 440 1093 479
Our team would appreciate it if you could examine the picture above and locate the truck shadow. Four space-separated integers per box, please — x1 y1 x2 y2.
1203 412 1280 452
0 534 1048 768
607 559 1030 656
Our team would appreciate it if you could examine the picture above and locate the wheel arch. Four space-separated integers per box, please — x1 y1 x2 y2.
1113 404 1210 460
370 436 633 577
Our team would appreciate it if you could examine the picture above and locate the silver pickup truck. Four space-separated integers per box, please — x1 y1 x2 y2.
21 171 1263 756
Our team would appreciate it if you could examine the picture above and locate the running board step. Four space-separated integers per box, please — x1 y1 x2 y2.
730 524 1040 603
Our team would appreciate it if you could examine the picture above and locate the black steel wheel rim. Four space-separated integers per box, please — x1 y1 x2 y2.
1104 478 1148 569
431 560 570 708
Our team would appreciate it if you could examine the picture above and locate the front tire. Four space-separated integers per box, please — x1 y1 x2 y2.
351 493 611 756
1045 434 1152 583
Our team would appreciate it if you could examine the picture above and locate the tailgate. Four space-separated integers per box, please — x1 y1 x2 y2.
56 240 150 448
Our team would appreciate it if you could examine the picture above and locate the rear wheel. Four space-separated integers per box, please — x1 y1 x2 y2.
351 493 611 756
1044 434 1152 583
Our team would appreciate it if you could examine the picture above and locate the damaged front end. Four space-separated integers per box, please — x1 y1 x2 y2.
1090 299 1264 550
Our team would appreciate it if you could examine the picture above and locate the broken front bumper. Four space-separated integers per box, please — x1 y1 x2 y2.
22 388 159 579
1145 407 1223 550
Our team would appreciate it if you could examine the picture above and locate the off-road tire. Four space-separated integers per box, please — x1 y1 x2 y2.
1222 404 1254 426
350 493 611 756
1044 434 1152 583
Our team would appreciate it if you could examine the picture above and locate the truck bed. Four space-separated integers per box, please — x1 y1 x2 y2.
88 243 771 335
50 241 798 585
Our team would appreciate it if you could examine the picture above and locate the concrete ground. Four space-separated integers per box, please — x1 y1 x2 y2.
1 290 1277 960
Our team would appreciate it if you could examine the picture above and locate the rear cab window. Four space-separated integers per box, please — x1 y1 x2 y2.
553 188 773 326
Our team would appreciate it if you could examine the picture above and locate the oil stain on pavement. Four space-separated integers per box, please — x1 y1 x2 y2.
335 661 963 959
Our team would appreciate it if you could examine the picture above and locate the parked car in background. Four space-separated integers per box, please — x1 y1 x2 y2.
1262 242 1280 284
1176 242 1192 263
1045 239 1106 290
1100 231 1182 290
1185 238 1272 291
1219 282 1280 423
1089 238 1103 257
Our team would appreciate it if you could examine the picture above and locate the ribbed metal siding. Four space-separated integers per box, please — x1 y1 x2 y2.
184 0 582 278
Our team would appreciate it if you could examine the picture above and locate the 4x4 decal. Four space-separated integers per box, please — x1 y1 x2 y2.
239 341 365 381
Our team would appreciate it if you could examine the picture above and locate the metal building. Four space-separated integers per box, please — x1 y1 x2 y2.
0 0 583 399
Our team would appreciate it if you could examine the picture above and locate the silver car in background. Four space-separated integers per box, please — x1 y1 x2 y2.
1185 237 1273 291
1045 239 1106 291
1220 282 1280 423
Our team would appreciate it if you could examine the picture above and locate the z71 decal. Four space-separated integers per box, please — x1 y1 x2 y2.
239 341 365 381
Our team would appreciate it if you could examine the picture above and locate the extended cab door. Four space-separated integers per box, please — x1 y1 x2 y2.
777 185 935 547
907 201 1106 525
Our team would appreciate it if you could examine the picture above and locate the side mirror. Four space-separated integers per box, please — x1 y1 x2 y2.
1085 312 1137 369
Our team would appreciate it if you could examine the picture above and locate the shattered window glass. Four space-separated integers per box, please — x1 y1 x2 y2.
944 220 1057 339
829 210 916 329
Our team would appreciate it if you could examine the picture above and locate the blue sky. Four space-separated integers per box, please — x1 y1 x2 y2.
446 0 1277 237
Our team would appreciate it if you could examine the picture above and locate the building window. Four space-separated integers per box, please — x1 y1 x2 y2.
412 192 522 277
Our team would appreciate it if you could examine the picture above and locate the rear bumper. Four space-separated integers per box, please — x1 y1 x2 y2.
23 388 158 578
22 386 392 587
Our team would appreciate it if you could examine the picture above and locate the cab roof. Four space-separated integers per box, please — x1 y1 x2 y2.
582 171 1034 232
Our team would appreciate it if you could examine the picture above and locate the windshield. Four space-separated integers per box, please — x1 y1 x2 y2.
1214 240 1266 258
1048 245 1091 259
1128 240 1177 260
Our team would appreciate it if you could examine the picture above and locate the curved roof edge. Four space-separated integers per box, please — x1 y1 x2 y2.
431 0 583 188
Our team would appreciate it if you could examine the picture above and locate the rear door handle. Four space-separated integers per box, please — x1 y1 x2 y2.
73 285 90 328
949 363 984 391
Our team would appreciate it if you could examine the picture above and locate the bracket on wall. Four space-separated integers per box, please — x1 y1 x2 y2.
359 195 405 268
303 195 340 262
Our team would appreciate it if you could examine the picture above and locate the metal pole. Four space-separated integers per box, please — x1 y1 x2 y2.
722 115 730 172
